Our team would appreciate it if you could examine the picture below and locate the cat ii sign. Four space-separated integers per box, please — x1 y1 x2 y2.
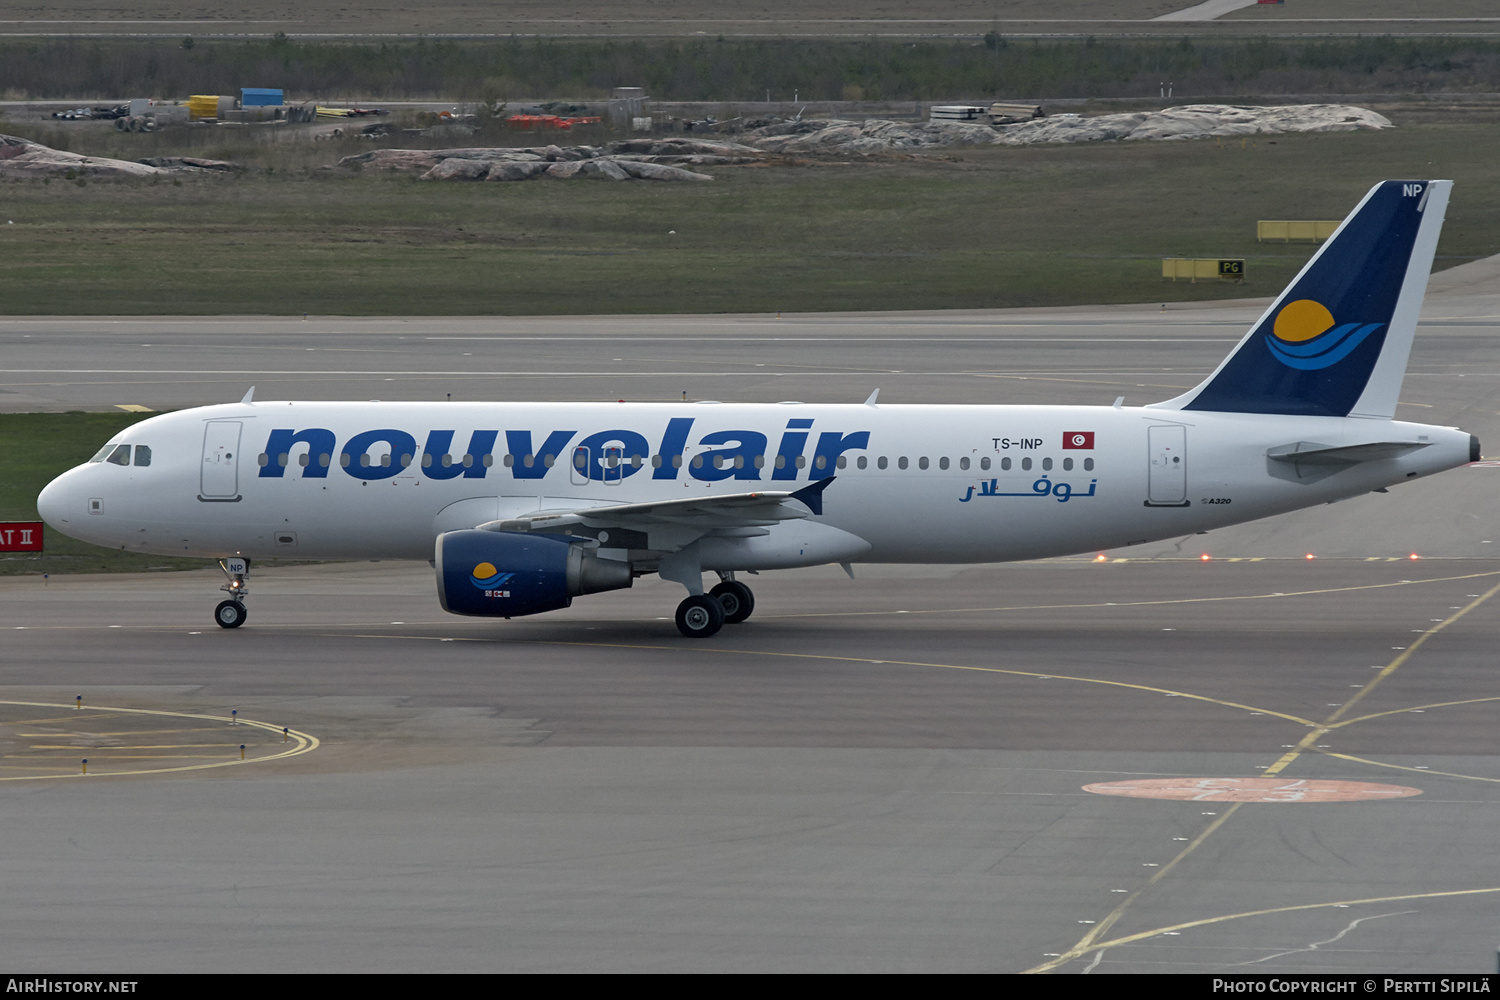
0 522 42 551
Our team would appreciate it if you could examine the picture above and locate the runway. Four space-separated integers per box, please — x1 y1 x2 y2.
2 273 1499 972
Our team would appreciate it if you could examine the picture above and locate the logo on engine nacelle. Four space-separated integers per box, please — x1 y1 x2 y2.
471 562 514 597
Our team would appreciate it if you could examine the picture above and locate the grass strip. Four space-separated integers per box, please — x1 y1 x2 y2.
1 124 1497 317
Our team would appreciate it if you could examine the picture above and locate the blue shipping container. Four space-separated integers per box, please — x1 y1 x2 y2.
241 88 283 107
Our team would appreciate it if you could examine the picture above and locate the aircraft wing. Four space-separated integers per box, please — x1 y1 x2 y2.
477 478 834 536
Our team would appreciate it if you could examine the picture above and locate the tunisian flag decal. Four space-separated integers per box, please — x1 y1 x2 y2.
1062 432 1095 450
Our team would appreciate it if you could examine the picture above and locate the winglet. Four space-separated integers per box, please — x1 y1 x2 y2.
864 389 880 406
240 386 255 405
790 477 834 516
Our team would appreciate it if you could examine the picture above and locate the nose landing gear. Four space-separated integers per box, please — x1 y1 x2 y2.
215 599 248 628
214 557 250 629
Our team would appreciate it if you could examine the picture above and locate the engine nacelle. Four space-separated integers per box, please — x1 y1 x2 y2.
435 529 632 618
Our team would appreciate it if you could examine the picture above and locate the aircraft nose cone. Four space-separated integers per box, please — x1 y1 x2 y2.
37 473 75 528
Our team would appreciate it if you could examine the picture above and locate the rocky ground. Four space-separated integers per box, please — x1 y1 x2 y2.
341 104 1393 181
0 105 1393 181
0 134 242 178
335 140 726 181
740 104 1392 153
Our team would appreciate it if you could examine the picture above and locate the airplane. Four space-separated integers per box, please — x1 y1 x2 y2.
37 179 1478 638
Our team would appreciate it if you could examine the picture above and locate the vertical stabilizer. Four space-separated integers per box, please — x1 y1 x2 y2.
1158 180 1451 418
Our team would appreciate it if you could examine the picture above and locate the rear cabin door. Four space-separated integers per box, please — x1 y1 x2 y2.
1147 424 1187 506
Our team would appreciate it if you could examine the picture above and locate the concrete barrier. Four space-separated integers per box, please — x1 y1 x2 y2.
1163 258 1245 282
1258 220 1340 242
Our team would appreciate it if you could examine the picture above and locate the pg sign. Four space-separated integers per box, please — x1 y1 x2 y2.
1219 259 1245 278
0 522 43 551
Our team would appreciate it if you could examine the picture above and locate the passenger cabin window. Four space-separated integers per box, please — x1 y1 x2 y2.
1084 458 1095 471
1042 457 1053 471
980 457 991 471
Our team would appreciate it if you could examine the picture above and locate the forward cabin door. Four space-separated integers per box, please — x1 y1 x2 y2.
1146 424 1187 506
200 421 242 500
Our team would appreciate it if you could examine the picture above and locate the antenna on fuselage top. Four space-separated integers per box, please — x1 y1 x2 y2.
240 386 255 405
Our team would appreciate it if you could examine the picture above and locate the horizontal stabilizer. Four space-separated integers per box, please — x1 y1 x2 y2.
1266 440 1431 466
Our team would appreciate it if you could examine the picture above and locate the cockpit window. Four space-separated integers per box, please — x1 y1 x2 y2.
133 445 151 467
105 444 131 466
89 444 117 463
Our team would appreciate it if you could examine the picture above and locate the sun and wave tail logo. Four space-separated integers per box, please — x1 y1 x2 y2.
1265 299 1384 371
470 562 514 590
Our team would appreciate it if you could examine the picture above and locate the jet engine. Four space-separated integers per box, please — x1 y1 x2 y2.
435 529 632 618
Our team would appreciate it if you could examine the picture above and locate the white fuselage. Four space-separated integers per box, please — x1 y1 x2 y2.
38 400 1474 567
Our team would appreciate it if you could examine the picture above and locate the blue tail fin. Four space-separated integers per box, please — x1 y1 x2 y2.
1160 180 1450 419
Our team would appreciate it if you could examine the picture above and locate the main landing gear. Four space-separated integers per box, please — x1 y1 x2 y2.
673 575 756 638
214 557 250 629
